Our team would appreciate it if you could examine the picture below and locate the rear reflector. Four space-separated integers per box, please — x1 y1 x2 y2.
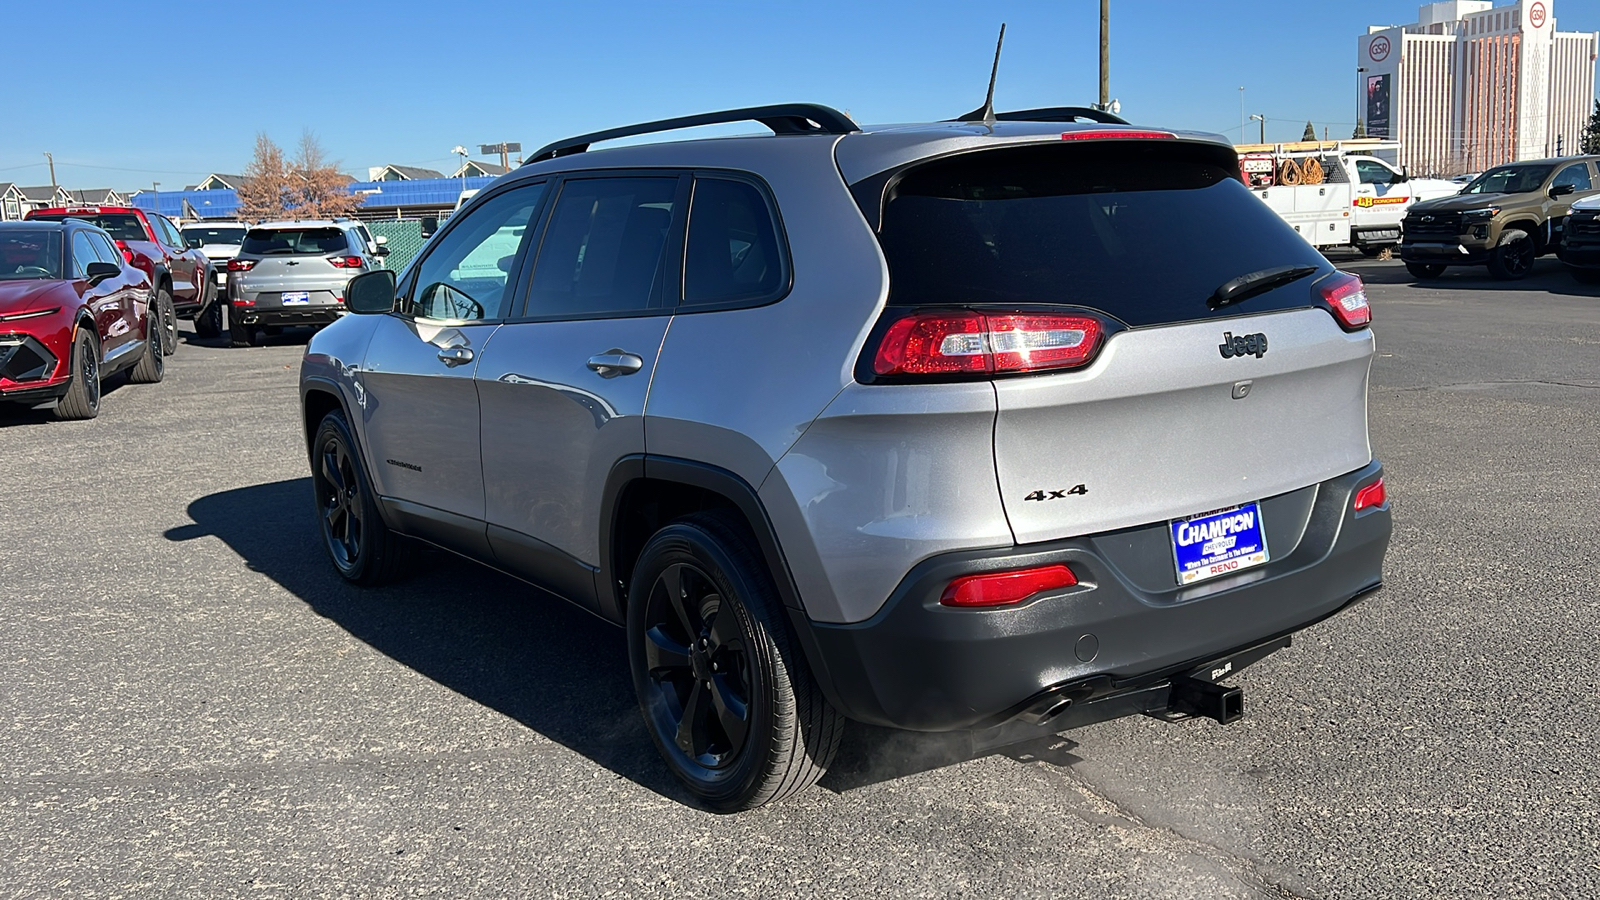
233 298 255 307
1060 129 1176 141
1354 478 1387 511
874 312 1104 376
941 565 1078 607
227 259 257 272
1319 272 1371 329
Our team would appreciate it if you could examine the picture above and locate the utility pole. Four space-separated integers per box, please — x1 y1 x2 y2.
1239 87 1245 139
44 152 56 192
1098 0 1110 111
152 182 160 218
1251 114 1266 144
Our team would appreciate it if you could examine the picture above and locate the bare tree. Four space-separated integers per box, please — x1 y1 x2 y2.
288 130 359 220
237 133 292 222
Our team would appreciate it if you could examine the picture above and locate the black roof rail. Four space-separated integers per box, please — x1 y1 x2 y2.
984 106 1131 125
526 103 859 164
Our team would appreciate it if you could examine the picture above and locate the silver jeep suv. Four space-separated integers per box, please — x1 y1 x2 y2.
299 104 1391 811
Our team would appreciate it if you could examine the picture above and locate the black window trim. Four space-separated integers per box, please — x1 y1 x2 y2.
393 177 552 325
676 169 794 315
502 168 693 325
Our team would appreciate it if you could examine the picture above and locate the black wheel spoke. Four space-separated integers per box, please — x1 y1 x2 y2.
676 679 711 756
707 607 740 654
662 564 701 637
709 674 749 749
643 626 691 674
321 450 345 492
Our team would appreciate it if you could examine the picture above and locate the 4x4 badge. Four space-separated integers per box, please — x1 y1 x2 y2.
1218 331 1268 359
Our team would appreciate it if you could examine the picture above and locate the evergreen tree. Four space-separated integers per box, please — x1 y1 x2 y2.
1583 99 1600 155
1352 120 1368 139
1302 121 1317 142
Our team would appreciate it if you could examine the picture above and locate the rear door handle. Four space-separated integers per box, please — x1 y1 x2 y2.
437 346 474 367
586 350 643 378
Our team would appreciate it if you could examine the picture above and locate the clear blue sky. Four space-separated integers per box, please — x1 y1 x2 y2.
4 0 1599 191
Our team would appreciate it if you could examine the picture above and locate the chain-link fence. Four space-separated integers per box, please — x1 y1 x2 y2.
367 220 428 272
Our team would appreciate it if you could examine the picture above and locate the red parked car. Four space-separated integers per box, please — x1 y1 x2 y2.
24 205 215 352
0 220 164 419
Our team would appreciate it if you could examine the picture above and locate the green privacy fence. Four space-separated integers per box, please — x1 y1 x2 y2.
367 220 428 272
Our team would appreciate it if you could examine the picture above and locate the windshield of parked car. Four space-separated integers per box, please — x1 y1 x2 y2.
28 213 147 242
0 230 63 280
1461 165 1554 195
182 226 246 246
241 228 353 255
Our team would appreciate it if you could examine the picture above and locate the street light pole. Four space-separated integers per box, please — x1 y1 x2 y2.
1250 114 1266 144
1239 86 1245 139
1356 67 1367 137
152 181 160 218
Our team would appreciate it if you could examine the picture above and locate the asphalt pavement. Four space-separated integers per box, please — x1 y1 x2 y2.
2 256 1597 899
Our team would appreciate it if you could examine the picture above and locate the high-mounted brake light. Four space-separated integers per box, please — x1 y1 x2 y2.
1319 272 1371 329
327 255 364 269
941 564 1078 607
1060 129 1176 141
874 312 1104 377
227 259 257 272
1354 478 1387 511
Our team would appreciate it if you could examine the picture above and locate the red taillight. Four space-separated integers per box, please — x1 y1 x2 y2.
328 256 364 268
233 298 255 307
1354 478 1387 511
941 564 1078 608
113 240 134 263
227 259 257 272
873 312 1104 377
1060 129 1176 141
1320 272 1371 329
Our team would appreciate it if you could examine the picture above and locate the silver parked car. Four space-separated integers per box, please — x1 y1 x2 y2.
227 220 381 346
299 103 1392 811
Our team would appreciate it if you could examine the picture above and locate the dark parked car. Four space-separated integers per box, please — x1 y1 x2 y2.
300 104 1391 810
25 205 216 349
0 220 164 419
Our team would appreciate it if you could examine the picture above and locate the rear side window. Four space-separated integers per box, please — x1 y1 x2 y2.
242 228 350 255
683 177 785 307
30 213 146 242
525 177 679 319
875 142 1327 327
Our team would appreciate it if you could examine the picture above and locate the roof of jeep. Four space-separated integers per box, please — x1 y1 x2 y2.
512 119 1233 186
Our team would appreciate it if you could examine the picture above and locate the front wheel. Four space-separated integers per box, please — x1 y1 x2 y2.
627 512 842 812
194 282 223 338
156 289 178 356
1405 261 1446 280
52 329 101 420
310 410 407 585
1486 229 1536 280
127 312 164 384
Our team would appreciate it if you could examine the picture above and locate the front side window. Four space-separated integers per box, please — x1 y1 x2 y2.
1553 163 1592 192
86 232 121 266
1356 159 1396 185
683 177 785 307
70 232 97 278
156 216 185 248
525 177 680 319
410 182 547 321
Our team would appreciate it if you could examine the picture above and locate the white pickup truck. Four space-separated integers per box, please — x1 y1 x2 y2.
1236 140 1459 254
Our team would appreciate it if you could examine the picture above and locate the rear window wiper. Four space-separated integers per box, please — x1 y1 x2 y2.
1208 264 1319 310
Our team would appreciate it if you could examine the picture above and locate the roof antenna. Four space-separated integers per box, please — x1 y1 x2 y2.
961 23 1006 125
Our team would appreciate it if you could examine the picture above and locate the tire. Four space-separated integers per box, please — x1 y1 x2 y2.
52 329 101 420
1569 266 1600 284
156 288 178 356
627 511 843 812
127 313 164 384
262 325 284 337
1405 262 1446 280
310 410 408 585
1486 229 1536 280
194 281 222 338
229 310 253 348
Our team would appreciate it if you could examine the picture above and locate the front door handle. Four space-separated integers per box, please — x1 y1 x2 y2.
437 346 474 367
586 350 643 378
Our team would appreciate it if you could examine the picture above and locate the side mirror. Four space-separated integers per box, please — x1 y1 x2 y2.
346 269 397 314
1398 166 1410 183
186 236 204 248
1551 183 1577 198
85 261 120 283
419 216 439 239
374 245 391 257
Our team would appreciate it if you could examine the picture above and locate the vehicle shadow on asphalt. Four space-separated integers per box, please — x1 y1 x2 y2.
0 379 131 428
1350 258 1600 296
165 478 1085 804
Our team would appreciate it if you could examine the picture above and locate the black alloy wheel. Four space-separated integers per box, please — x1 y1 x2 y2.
309 411 406 585
627 513 842 812
1487 229 1536 280
127 313 164 384
52 330 101 420
157 289 178 355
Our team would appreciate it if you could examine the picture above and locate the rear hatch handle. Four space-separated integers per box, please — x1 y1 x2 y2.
1209 264 1319 310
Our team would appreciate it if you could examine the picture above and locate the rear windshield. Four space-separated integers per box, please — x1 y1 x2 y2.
29 213 146 242
242 228 352 255
874 142 1327 327
0 230 63 280
183 226 246 246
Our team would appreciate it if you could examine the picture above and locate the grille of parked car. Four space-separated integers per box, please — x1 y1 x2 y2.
1567 212 1600 237
1404 212 1462 239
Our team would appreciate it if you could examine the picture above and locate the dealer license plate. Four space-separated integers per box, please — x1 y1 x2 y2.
281 291 310 305
1170 502 1269 585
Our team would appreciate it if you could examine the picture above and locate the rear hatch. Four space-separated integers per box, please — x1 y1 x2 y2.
866 137 1374 545
237 227 359 307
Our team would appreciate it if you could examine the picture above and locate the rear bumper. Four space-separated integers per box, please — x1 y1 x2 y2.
234 303 346 328
795 460 1390 732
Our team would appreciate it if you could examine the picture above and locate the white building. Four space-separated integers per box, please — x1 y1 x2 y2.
1360 0 1598 174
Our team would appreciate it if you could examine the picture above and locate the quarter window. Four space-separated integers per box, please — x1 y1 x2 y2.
410 182 547 321
1553 163 1592 192
524 177 679 319
683 178 785 307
